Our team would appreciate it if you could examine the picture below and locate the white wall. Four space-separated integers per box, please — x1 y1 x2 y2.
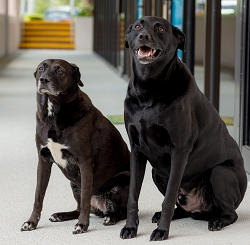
8 16 21 54
0 0 21 58
0 15 21 58
0 15 6 57
75 17 93 51
195 15 236 71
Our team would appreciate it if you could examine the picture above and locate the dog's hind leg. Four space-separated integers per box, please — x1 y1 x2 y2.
103 185 129 226
49 182 80 222
151 168 191 224
50 210 80 222
151 169 171 223
151 169 167 223
93 172 130 226
152 168 168 195
172 205 190 220
152 204 190 223
208 162 247 231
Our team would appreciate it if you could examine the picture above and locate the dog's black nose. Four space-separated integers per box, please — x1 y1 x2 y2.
139 32 150 41
40 77 48 84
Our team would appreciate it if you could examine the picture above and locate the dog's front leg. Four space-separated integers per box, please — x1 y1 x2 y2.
73 161 93 234
150 151 188 241
120 149 147 239
21 159 52 231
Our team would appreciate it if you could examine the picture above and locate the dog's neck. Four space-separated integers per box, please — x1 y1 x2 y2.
36 89 92 130
129 55 188 106
132 55 177 82
37 90 77 115
36 88 87 122
131 55 177 97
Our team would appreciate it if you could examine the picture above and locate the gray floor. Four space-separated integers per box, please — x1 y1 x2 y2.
0 50 249 245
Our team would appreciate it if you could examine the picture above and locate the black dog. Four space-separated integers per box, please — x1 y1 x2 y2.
21 59 130 234
120 16 247 241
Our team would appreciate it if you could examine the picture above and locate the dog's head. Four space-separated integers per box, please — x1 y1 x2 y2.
34 59 83 96
125 16 186 65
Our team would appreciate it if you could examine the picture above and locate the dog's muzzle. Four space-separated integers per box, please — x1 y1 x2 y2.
37 78 60 96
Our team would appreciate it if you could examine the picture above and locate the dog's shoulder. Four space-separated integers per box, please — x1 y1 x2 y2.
170 58 195 90
155 59 197 106
164 59 198 101
124 80 142 116
56 90 94 127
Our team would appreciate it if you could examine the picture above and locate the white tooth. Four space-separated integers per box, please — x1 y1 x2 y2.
153 49 156 54
138 48 142 56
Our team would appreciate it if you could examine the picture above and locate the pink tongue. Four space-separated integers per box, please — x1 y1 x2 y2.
140 47 152 57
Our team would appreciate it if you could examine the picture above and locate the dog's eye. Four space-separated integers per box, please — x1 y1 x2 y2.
158 26 165 33
38 67 44 72
135 24 141 30
57 69 63 75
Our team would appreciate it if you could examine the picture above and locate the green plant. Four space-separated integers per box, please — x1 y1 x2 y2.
24 13 44 21
77 4 93 17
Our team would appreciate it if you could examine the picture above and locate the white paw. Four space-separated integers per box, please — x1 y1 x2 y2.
49 214 62 222
104 216 111 224
72 223 88 234
21 221 36 231
103 216 116 226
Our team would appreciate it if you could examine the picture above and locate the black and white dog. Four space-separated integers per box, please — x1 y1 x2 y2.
21 59 130 234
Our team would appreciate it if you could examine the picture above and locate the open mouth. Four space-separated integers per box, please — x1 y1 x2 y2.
136 46 162 63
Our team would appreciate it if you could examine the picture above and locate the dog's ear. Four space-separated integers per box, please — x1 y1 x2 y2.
172 26 186 52
34 71 37 78
125 24 133 48
71 63 84 87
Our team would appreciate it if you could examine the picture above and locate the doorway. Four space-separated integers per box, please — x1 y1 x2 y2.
235 0 250 174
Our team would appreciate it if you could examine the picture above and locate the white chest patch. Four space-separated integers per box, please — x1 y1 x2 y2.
46 139 68 168
47 99 53 117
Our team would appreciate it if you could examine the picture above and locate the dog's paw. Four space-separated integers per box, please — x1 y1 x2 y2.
20 221 37 231
103 216 116 226
120 227 137 239
208 219 224 231
150 228 169 241
72 223 88 234
152 211 161 223
49 213 62 222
